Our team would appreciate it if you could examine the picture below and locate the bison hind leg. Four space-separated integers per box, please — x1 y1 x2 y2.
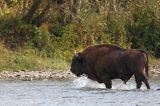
142 77 150 89
135 75 142 89
134 74 150 89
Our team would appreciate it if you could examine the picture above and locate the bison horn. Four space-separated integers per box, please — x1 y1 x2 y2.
74 50 79 57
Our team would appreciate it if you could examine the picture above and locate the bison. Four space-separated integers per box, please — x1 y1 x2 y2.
70 44 150 89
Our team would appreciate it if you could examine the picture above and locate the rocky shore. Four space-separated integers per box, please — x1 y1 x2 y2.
150 65 160 76
0 65 159 81
0 70 76 81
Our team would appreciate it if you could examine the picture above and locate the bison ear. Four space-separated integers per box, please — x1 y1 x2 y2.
77 53 83 62
74 50 79 57
74 52 84 64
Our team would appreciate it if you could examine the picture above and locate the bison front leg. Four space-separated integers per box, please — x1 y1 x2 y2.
102 76 112 89
104 80 112 89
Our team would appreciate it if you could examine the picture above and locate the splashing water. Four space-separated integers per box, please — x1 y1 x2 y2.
73 76 147 90
0 78 160 106
73 76 105 89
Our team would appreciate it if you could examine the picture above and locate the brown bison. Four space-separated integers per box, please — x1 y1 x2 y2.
70 44 150 89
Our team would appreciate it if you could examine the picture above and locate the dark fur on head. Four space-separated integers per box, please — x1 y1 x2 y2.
70 52 84 76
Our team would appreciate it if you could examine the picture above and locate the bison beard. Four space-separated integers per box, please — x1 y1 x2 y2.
70 44 150 89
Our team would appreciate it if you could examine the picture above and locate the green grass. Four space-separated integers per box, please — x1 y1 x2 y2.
0 41 160 72
0 43 69 72
149 55 160 66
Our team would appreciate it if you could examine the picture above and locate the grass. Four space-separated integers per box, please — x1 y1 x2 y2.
149 55 160 66
0 41 160 72
0 42 69 72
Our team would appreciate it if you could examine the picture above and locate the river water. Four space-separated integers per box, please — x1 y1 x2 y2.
0 76 160 106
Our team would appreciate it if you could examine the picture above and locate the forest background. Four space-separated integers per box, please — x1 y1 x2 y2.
0 0 160 72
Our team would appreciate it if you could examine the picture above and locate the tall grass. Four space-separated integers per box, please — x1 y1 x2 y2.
0 42 69 72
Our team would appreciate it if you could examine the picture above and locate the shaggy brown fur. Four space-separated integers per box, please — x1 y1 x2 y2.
70 44 150 89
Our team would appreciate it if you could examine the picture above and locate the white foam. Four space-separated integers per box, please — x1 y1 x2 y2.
73 76 105 88
73 76 147 90
112 79 136 90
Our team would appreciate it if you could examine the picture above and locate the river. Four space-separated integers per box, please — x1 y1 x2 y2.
0 76 160 106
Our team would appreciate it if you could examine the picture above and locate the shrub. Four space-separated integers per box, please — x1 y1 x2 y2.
127 2 160 51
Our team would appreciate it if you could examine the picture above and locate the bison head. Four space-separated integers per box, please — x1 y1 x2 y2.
70 52 85 77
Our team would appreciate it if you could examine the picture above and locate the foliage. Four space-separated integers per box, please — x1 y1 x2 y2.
0 43 69 71
0 0 160 71
127 1 160 51
0 17 55 56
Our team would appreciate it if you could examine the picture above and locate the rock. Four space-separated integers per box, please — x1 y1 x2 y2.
16 74 21 78
0 66 158 80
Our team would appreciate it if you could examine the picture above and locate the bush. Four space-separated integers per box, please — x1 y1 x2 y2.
127 2 160 51
1 0 160 71
0 17 55 56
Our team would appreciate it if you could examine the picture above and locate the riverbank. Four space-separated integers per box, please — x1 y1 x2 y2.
0 65 159 81
150 65 160 76
0 70 75 81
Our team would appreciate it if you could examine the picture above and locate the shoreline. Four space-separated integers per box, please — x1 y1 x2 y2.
0 65 159 81
0 70 75 81
150 65 160 76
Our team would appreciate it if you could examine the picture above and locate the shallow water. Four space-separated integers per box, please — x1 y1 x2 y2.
0 76 160 106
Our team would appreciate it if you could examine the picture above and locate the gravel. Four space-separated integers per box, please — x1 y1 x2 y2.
0 70 76 81
0 65 159 81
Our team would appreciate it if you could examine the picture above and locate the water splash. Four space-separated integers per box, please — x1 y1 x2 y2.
73 76 105 89
72 76 147 90
112 79 136 90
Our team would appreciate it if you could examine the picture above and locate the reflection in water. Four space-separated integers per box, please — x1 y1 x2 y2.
0 76 160 106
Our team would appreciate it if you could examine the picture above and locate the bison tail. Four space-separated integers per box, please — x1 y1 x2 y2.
139 50 150 79
143 51 150 79
145 58 150 79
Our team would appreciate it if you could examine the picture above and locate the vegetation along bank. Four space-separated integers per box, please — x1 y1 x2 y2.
0 0 160 79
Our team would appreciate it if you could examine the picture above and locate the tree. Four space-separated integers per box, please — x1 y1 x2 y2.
23 0 42 24
23 0 55 26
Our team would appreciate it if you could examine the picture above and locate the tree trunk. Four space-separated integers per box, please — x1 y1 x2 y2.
58 4 66 26
23 0 42 24
92 0 101 13
68 0 81 23
32 0 53 26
